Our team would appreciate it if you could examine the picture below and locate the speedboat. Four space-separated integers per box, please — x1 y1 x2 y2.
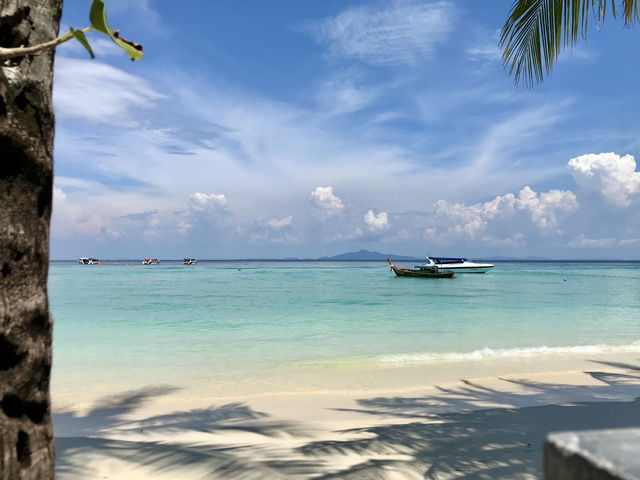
142 258 160 265
78 258 100 265
182 258 197 265
418 256 493 274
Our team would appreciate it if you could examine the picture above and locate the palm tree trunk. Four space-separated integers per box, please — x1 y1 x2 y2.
0 0 62 478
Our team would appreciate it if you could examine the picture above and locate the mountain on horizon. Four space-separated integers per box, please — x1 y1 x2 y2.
318 249 422 261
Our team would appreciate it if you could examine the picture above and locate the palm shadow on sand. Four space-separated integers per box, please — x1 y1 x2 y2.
54 385 320 479
300 361 640 479
55 361 640 479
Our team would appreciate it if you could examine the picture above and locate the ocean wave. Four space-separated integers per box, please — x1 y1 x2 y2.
376 343 640 364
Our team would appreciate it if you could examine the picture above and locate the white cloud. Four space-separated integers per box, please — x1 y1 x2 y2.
51 180 231 242
53 57 163 125
307 0 454 66
364 209 389 231
517 186 579 230
189 192 228 212
310 186 344 216
569 152 640 206
466 40 502 63
51 42 637 258
466 45 501 62
316 72 379 116
468 102 569 175
426 186 578 244
619 238 640 246
51 186 113 238
267 216 293 229
53 186 66 200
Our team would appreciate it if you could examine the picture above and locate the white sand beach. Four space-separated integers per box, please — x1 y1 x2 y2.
53 351 640 479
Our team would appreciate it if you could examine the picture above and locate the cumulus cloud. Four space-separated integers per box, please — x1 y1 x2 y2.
310 186 344 216
517 186 579 229
426 186 578 244
118 191 231 240
569 152 640 206
51 183 232 242
51 186 113 238
307 0 454 66
364 209 389 231
54 186 66 201
189 192 228 212
267 216 293 229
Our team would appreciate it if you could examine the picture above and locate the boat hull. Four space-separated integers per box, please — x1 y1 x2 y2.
435 266 492 274
392 266 455 278
417 257 494 274
387 259 455 278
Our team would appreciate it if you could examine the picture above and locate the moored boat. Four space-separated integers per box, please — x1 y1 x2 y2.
78 257 100 265
142 258 160 265
387 259 455 278
419 256 493 273
182 258 198 265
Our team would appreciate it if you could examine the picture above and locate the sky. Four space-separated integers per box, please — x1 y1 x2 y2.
51 0 640 260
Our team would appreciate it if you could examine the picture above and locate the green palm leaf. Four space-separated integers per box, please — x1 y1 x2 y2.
500 0 640 87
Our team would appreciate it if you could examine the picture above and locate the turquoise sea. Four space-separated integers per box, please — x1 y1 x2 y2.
49 260 640 398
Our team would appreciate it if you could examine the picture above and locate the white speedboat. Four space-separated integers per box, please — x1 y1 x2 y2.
182 258 197 265
417 256 493 274
142 258 160 265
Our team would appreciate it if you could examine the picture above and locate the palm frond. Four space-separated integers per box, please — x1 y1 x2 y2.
500 0 640 87
622 0 640 23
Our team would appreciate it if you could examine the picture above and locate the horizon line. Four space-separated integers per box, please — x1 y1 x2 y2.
52 258 640 262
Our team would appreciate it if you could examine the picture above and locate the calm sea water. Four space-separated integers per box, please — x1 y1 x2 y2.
48 260 640 396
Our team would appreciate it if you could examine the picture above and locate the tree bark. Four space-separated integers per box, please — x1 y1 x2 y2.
0 1 62 479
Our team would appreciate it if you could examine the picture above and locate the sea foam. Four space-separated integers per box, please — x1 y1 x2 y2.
376 343 640 365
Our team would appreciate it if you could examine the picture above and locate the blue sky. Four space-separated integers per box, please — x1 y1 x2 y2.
51 0 640 259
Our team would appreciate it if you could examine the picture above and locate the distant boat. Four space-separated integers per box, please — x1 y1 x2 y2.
142 258 160 265
182 258 197 265
78 257 100 265
387 259 455 278
419 256 493 274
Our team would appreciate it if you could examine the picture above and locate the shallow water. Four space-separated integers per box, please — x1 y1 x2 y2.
49 260 640 398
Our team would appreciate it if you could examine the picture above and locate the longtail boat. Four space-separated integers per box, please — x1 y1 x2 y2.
387 258 455 279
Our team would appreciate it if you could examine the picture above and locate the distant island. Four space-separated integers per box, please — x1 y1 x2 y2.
315 252 555 261
317 249 423 261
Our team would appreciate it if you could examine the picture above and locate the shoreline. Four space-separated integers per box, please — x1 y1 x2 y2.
54 351 640 479
52 349 640 406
